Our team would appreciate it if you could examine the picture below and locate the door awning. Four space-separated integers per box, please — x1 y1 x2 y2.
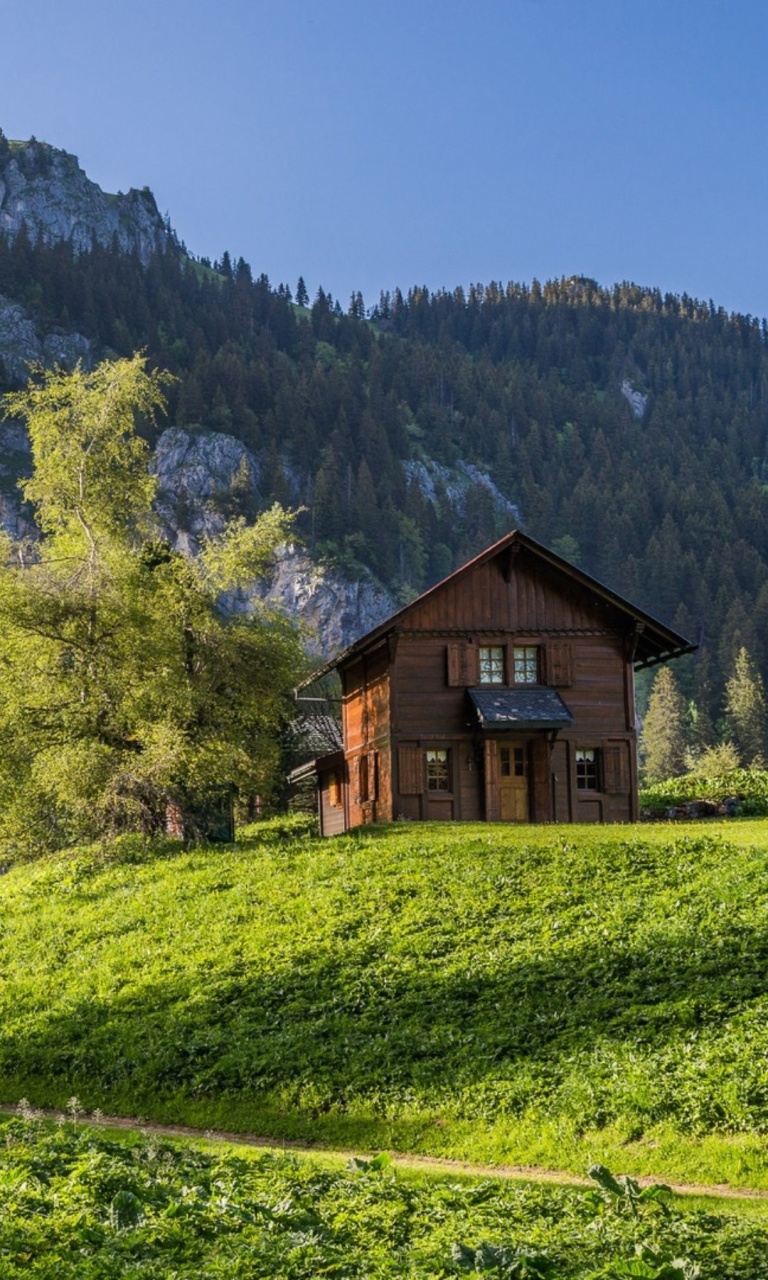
468 687 574 731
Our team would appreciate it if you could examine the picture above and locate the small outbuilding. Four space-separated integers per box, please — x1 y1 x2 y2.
298 530 695 833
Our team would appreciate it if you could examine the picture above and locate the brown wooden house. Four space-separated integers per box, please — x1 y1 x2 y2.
297 530 694 833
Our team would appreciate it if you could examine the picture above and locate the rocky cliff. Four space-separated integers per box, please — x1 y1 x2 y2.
0 294 91 383
0 138 171 262
153 427 395 654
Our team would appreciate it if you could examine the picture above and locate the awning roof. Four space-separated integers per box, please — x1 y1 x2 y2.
468 686 574 731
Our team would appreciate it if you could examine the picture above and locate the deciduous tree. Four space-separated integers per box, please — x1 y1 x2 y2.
0 355 303 850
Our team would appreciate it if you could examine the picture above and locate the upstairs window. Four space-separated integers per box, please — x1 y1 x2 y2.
576 748 599 791
513 645 539 684
479 646 505 684
426 749 450 791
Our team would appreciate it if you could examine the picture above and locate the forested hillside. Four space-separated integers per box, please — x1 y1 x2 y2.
2 173 768 726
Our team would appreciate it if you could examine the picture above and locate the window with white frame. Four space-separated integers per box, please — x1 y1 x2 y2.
513 645 539 684
478 646 505 684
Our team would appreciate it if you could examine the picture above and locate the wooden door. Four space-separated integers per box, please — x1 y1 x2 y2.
498 742 529 822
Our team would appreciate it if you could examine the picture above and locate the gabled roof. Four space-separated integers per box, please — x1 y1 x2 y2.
299 529 695 687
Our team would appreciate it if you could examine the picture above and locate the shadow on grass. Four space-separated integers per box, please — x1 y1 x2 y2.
4 902 768 1138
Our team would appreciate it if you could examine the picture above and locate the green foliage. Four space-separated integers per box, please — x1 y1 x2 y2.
0 357 304 851
8 822 768 1190
639 767 768 815
3 233 768 712
0 1120 766 1278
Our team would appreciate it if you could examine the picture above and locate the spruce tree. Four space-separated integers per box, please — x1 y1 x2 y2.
640 666 687 782
724 646 768 766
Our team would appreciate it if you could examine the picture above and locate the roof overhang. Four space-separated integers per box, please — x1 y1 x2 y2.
468 686 574 731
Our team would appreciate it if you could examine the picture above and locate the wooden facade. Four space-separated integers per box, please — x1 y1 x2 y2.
303 531 694 833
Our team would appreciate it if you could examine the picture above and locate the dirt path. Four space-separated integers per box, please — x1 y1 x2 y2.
4 1103 768 1204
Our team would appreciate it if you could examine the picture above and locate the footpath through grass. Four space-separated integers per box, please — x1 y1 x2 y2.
4 1113 768 1278
4 819 768 1188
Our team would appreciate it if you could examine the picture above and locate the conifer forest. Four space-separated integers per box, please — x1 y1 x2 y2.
2 225 767 745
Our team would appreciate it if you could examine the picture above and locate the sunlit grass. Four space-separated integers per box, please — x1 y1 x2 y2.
4 818 768 1188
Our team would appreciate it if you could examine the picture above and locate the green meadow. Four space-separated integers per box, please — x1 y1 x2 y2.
5 1115 768 1279
4 818 768 1196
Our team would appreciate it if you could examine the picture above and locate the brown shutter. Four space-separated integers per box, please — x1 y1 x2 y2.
356 754 369 802
398 744 424 794
447 643 463 686
368 750 378 802
602 742 630 794
484 738 501 821
546 640 573 687
447 642 479 685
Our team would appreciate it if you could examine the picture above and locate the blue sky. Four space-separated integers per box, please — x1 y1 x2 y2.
3 0 768 317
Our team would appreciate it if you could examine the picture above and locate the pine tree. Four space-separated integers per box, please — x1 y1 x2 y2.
724 647 768 765
295 276 309 308
640 667 688 782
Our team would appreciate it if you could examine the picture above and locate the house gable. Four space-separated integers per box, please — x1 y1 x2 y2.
298 529 695 834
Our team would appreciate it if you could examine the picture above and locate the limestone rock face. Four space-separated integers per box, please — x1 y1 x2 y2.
621 379 648 420
403 457 520 526
0 294 91 382
254 545 396 656
153 428 394 654
153 427 260 553
0 139 170 263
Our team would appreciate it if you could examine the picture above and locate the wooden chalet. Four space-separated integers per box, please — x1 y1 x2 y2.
297 530 695 834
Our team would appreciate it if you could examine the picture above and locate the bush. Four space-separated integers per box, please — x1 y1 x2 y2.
640 766 768 816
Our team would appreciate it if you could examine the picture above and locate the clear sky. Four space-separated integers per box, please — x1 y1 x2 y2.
3 0 768 318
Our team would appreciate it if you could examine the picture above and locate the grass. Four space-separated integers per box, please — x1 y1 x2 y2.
3 1114 768 1277
4 819 768 1190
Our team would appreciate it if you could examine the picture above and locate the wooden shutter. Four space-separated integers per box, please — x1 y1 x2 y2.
546 640 573 687
398 744 424 794
368 750 378 802
447 644 463 686
602 742 630 794
446 642 479 686
356 754 369 802
484 738 501 822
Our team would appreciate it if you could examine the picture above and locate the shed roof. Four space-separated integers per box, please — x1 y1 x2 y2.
468 687 574 731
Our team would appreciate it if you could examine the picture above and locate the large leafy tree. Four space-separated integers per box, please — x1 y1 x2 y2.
0 354 303 850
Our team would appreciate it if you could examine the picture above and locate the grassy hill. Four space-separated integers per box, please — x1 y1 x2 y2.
4 819 768 1190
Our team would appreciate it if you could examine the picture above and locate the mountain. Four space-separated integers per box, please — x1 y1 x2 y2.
0 135 170 261
0 129 767 731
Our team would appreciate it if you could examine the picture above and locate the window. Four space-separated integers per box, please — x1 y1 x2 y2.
513 646 539 684
426 749 450 791
576 749 599 790
328 772 342 808
479 646 505 684
500 746 526 777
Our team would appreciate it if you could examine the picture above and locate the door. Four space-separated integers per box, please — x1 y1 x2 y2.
498 742 529 821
